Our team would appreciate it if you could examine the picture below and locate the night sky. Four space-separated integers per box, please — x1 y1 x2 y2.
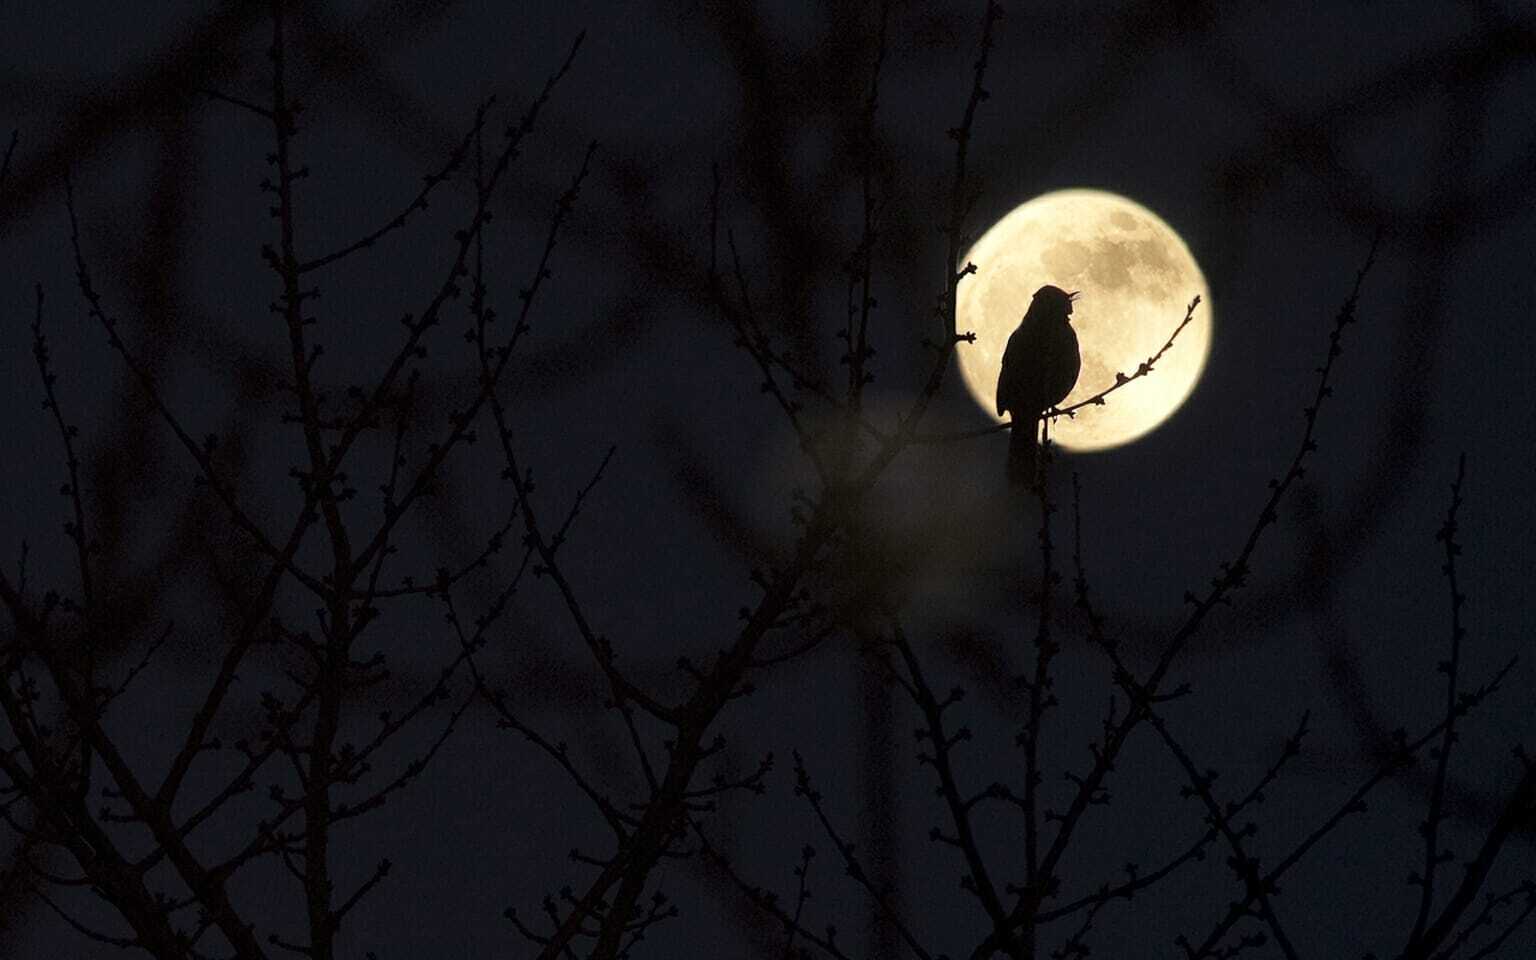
1 2 1533 958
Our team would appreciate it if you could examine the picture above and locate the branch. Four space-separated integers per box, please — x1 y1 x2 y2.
1407 453 1470 947
296 98 493 274
884 617 1022 957
791 751 933 960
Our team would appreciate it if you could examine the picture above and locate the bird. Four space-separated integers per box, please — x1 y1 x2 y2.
996 285 1082 489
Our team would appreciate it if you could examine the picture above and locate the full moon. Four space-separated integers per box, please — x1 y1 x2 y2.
956 189 1212 451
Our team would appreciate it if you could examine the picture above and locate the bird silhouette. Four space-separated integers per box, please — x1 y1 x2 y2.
996 285 1082 489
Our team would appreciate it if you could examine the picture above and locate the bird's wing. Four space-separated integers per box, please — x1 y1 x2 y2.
1038 324 1082 408
997 322 1042 416
996 327 1021 417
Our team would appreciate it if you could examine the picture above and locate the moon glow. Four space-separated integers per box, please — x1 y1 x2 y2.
956 189 1212 452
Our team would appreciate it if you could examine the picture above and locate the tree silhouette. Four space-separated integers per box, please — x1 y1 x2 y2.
1 2 1532 958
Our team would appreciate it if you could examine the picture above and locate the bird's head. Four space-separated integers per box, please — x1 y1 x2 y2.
1033 284 1079 319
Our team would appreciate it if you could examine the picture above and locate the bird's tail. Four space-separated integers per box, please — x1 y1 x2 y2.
1007 418 1038 490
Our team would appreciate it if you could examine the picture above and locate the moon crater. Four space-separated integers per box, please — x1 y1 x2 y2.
956 189 1213 452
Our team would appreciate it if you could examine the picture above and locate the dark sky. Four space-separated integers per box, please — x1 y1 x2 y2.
1 2 1533 958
